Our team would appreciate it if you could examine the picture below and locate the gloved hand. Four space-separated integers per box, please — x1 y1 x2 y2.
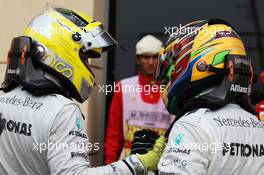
123 130 167 175
137 136 167 171
130 129 159 155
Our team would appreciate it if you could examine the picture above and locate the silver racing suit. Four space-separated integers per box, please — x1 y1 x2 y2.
158 103 264 175
0 87 133 175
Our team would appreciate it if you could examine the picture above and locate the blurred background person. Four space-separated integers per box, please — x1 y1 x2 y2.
104 35 174 163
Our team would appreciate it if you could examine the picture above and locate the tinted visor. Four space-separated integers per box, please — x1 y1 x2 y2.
156 42 181 83
55 8 88 27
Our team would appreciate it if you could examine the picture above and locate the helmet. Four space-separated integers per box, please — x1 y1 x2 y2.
157 19 254 117
1 7 118 103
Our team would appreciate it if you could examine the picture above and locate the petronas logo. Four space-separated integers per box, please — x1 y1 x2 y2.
175 133 184 146
76 118 82 130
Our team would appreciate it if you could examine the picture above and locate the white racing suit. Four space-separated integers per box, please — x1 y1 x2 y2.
0 87 133 175
158 104 264 175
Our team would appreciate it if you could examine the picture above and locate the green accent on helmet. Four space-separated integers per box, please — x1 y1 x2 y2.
168 96 180 115
190 46 208 58
166 65 175 80
212 50 230 65
190 43 223 59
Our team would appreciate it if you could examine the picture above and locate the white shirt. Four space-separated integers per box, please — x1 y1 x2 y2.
0 87 131 175
158 104 264 175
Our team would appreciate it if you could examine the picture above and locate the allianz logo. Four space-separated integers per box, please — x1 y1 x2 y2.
7 68 20 75
230 84 250 94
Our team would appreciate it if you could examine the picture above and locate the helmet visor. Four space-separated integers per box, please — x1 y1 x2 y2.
81 25 119 54
156 42 181 83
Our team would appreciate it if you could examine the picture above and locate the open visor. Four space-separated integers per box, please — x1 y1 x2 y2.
54 7 119 53
81 25 119 53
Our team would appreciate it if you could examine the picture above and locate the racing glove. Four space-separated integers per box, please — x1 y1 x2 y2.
123 129 167 175
130 129 159 155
